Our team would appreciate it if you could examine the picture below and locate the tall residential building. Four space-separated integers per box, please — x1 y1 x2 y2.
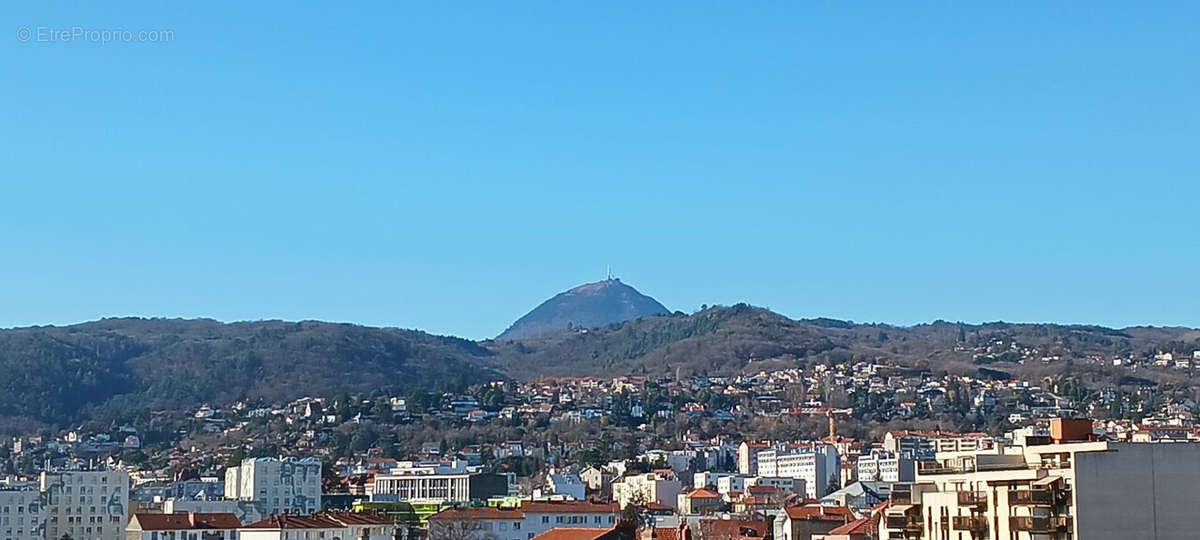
41 468 130 540
755 445 840 498
854 449 916 483
737 443 768 476
224 457 322 517
880 418 1200 540
0 482 42 540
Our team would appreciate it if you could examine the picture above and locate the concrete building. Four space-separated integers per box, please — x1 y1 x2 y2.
755 446 840 498
879 418 1200 540
611 472 682 509
371 462 507 504
41 468 130 540
881 430 991 456
126 513 241 540
579 467 614 495
737 443 768 476
224 457 321 517
544 475 585 501
854 449 915 483
0 482 42 540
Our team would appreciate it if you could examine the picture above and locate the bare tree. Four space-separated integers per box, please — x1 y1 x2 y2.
428 520 497 540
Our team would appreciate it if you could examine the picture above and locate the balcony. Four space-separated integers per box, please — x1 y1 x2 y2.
1009 515 1072 533
957 491 987 506
951 516 988 532
1010 489 1053 506
885 516 922 532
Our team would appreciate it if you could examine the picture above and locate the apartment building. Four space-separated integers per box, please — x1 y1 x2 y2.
755 446 840 498
0 482 42 540
41 468 130 540
737 443 768 476
370 462 507 504
880 419 1200 540
224 457 321 518
427 501 619 540
855 450 915 483
611 472 682 509
881 431 991 456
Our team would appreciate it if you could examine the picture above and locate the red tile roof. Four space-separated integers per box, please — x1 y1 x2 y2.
532 528 617 540
243 512 392 529
783 505 855 522
686 488 721 499
826 518 877 535
696 520 767 539
132 513 241 531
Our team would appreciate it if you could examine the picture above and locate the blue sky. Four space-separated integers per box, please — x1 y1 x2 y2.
3 3 1197 339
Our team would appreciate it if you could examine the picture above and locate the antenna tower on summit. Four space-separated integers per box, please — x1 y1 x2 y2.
607 265 613 280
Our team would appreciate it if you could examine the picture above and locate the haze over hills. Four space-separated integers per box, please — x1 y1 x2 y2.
497 278 671 340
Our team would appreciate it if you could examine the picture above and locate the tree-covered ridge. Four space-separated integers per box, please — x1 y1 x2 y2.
0 318 500 430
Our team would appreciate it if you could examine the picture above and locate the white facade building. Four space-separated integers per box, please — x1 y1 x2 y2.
41 469 130 540
224 457 321 518
855 449 915 483
0 483 42 540
611 473 682 509
755 445 840 498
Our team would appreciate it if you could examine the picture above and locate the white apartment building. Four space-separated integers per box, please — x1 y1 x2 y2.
41 469 130 540
882 430 992 456
611 472 682 509
880 419 1200 540
737 443 768 475
755 445 840 498
427 501 619 540
0 483 42 540
855 449 915 483
224 457 321 518
543 474 585 501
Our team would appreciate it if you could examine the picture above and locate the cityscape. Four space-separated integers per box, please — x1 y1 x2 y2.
6 3 1200 540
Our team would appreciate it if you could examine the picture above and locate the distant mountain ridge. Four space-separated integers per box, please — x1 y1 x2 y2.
1 302 1199 433
497 278 670 340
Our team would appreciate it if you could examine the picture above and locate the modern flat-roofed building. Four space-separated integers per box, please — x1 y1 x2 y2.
0 482 42 540
371 462 507 504
42 468 130 540
224 457 321 518
879 418 1200 540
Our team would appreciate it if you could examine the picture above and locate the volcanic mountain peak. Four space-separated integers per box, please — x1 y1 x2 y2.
497 278 669 340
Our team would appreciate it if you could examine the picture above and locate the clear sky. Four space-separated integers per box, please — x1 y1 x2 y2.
3 3 1198 339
